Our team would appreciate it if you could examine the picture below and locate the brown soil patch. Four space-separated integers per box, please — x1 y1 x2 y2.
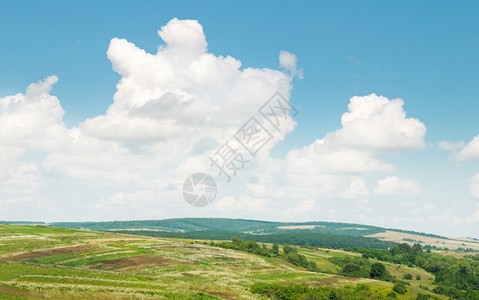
224 264 242 270
85 238 150 243
95 254 194 272
153 245 204 250
0 244 100 262
213 256 246 261
196 289 235 300
0 286 45 298
249 266 274 270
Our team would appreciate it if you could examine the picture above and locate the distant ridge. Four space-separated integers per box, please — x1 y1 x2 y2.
48 217 447 238
5 218 477 250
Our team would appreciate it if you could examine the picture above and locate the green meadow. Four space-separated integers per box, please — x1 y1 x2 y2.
0 224 448 299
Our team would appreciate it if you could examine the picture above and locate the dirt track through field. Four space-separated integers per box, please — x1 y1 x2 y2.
0 244 100 262
95 254 194 271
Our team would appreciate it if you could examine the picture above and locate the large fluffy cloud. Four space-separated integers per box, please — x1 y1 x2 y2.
329 94 426 151
80 18 293 143
277 94 426 203
0 76 67 150
0 76 68 205
42 18 297 189
0 19 300 218
286 94 426 177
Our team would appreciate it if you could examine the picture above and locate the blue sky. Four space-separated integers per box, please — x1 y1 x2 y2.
1 1 479 237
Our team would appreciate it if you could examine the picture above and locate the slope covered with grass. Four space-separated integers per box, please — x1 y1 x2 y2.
0 224 443 299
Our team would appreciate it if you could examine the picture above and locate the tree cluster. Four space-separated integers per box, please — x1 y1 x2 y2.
348 243 479 299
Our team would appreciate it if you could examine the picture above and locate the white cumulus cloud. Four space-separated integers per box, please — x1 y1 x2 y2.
456 135 479 161
0 76 68 205
279 50 303 79
0 18 300 216
330 94 426 151
44 18 297 187
285 94 425 180
287 142 394 175
337 177 369 199
0 75 68 150
438 141 465 152
374 176 421 196
80 18 294 143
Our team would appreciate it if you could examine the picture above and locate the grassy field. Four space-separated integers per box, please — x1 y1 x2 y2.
0 224 444 299
367 230 479 251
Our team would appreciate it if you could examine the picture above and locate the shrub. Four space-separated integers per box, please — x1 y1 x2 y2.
354 284 370 292
386 290 397 298
370 262 390 280
403 273 413 280
416 293 432 300
282 244 297 255
307 260 320 272
272 243 279 255
393 282 407 294
328 290 338 300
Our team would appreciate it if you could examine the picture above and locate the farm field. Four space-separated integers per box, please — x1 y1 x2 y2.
367 230 479 251
0 224 443 299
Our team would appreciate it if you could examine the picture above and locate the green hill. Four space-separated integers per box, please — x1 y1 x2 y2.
48 217 446 238
0 224 447 299
50 218 386 236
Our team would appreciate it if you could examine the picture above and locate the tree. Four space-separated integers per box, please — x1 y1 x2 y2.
232 237 242 247
412 243 423 255
393 282 407 294
370 262 387 279
282 244 297 255
272 243 279 256
403 273 413 280
342 262 361 276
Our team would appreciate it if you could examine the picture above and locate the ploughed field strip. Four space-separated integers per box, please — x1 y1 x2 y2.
0 224 366 299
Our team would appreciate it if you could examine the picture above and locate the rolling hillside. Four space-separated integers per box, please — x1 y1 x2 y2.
0 224 444 299
49 218 387 236
45 218 479 251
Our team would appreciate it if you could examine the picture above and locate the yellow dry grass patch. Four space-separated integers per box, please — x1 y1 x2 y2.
367 230 479 250
277 225 323 230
